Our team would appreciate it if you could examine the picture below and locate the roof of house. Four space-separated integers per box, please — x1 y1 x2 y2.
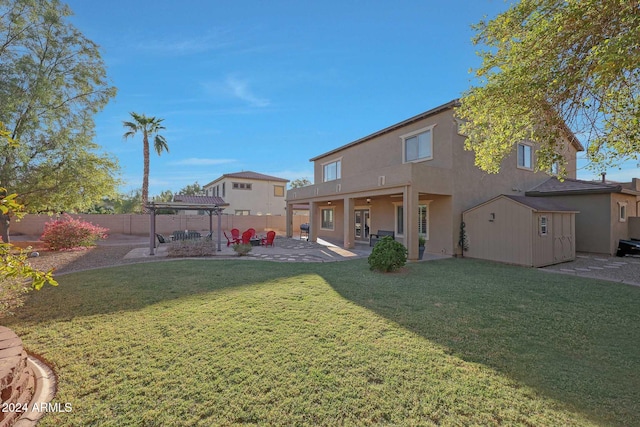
204 171 289 187
172 195 227 205
309 99 584 162
310 99 460 161
525 177 639 196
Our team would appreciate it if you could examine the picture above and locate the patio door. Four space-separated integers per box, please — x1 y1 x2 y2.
355 209 370 241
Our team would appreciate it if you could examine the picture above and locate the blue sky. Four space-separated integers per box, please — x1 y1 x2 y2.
65 0 638 197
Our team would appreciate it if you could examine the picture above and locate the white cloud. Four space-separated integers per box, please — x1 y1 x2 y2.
225 77 270 108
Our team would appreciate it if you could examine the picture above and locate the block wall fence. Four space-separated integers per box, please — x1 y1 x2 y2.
9 214 310 238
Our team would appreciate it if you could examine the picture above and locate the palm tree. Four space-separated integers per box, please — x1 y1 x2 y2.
122 112 169 212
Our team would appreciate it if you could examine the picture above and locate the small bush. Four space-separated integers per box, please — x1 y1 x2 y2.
232 243 252 256
368 236 408 272
167 239 217 257
40 214 108 251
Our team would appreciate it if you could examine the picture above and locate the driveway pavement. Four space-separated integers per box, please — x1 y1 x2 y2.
540 253 640 287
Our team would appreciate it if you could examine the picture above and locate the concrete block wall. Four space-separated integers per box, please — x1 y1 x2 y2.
10 214 309 238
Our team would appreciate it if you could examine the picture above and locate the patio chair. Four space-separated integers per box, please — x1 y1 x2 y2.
156 233 170 244
241 230 253 245
247 228 256 238
261 231 276 247
231 228 241 241
224 231 240 247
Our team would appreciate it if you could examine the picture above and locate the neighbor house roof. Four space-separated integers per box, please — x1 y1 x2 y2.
526 177 640 196
204 171 289 187
173 195 227 205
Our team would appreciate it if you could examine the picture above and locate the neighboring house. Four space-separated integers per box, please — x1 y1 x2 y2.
172 195 227 215
526 177 640 255
463 195 577 267
285 99 583 260
203 171 289 216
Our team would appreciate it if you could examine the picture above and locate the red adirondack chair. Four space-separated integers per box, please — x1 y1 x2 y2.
241 230 252 245
224 229 241 246
261 231 276 247
247 228 256 238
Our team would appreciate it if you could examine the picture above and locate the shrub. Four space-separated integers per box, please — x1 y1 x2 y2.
167 239 217 257
368 236 408 272
232 243 252 256
40 214 108 251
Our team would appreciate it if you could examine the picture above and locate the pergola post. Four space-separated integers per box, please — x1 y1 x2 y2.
149 205 156 256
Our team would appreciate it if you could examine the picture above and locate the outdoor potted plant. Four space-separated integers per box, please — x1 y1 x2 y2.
418 236 426 260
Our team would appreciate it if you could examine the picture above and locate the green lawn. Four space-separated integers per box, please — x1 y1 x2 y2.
6 258 639 426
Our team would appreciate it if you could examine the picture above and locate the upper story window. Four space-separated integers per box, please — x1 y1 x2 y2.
323 159 341 182
274 185 285 197
517 142 533 170
402 125 435 163
232 182 252 190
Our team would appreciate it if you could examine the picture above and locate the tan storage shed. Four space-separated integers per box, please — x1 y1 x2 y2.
462 195 578 267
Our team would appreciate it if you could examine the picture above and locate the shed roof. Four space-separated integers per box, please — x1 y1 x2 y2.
464 194 578 214
502 195 579 212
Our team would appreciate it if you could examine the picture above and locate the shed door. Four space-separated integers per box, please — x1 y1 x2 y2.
553 213 573 262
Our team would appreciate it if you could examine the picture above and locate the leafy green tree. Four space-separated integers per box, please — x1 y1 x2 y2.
178 182 204 195
123 112 169 212
456 0 640 174
111 189 143 214
290 178 311 188
1 123 57 318
0 0 119 212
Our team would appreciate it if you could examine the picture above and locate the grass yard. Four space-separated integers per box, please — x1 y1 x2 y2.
6 258 639 426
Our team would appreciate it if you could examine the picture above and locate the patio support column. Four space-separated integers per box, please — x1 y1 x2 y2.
216 209 222 251
308 201 317 242
149 206 156 256
285 202 293 238
405 185 419 260
343 196 355 249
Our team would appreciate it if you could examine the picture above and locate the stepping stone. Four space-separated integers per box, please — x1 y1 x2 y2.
560 269 575 272
589 266 604 270
576 255 590 259
594 258 608 262
574 268 591 272
603 265 620 268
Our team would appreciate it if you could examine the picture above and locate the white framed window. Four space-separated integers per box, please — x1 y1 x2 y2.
402 125 435 163
517 142 533 170
539 216 548 236
323 159 341 182
235 210 250 215
393 201 430 239
618 202 627 222
321 208 334 230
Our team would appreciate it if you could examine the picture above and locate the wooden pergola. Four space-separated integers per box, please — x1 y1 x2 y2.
146 201 228 255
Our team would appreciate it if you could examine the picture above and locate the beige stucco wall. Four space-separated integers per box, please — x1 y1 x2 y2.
205 178 287 216
629 217 640 239
289 105 580 258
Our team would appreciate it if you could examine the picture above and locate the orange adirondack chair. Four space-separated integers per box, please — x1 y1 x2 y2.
261 231 276 247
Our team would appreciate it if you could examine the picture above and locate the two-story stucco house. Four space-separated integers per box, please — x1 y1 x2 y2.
204 171 289 216
285 100 583 260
